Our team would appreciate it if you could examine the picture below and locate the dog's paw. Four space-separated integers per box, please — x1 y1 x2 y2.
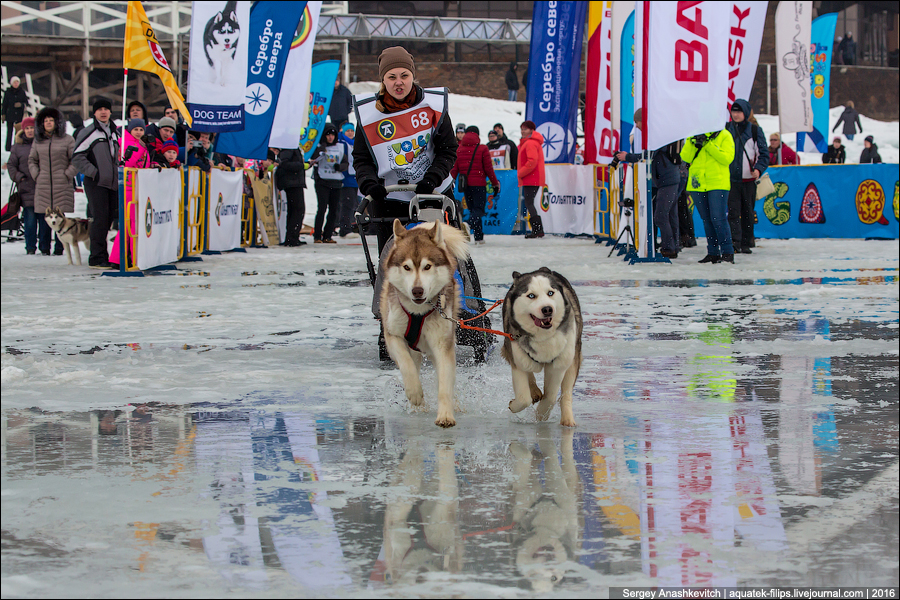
509 398 530 413
559 417 577 428
406 388 424 406
435 413 456 428
530 388 543 404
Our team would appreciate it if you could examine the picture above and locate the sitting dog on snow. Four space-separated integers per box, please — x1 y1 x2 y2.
501 267 583 427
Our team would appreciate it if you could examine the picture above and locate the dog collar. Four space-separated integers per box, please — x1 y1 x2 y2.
400 303 435 352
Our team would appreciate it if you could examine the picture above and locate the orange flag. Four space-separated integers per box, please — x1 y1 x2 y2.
123 1 191 126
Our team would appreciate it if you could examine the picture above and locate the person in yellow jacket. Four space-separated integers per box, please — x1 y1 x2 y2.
680 130 736 263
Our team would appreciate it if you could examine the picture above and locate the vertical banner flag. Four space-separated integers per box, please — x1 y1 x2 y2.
585 2 618 165
610 2 632 150
187 1 251 131
797 13 838 152
269 1 322 149
124 1 191 125
525 1 588 163
727 2 768 109
298 61 341 160
215 1 307 159
776 1 814 135
137 169 183 271
619 10 635 152
644 1 731 151
207 169 245 251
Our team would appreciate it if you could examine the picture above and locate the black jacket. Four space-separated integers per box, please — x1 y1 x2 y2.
73 118 120 190
651 144 682 189
505 65 520 91
726 99 769 182
822 145 846 164
352 85 458 197
275 149 307 190
329 84 353 126
497 133 518 168
832 107 862 136
2 86 28 122
859 145 882 164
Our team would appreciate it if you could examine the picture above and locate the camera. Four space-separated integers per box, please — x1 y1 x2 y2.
618 197 634 210
190 140 202 149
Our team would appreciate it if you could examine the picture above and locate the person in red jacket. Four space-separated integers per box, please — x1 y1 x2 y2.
768 132 800 166
517 120 546 238
450 126 499 245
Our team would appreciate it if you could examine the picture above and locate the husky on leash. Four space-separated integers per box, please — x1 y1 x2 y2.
502 267 583 427
203 0 241 87
44 207 90 266
380 219 469 428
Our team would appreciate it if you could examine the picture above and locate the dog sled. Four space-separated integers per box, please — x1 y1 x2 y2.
355 184 493 363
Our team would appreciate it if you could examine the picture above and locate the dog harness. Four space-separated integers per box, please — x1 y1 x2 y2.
400 304 435 352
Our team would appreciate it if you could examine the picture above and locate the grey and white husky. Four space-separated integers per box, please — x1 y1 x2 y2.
502 267 583 427
203 0 241 87
44 207 91 266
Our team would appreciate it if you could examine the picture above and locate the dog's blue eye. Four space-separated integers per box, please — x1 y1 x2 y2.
527 293 535 299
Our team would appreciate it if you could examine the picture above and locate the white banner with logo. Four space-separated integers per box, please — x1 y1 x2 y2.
541 165 596 236
644 1 731 151
137 169 183 271
727 2 767 110
776 1 814 134
207 169 244 251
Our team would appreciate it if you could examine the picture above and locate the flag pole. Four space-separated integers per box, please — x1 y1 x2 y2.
121 68 129 161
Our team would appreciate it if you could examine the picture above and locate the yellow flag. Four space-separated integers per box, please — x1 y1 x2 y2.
123 1 192 126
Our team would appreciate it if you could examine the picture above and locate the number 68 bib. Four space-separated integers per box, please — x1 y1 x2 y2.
355 87 453 202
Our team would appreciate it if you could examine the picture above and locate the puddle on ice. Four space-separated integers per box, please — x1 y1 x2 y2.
2 347 896 596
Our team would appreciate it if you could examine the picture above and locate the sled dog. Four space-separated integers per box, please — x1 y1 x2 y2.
203 0 241 87
502 267 583 427
44 207 91 266
380 219 469 428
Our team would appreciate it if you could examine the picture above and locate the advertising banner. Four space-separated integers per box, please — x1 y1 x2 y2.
610 1 633 149
776 1 814 135
137 169 182 271
619 10 635 152
644 1 731 151
186 1 251 131
269 1 323 149
455 170 519 235
693 164 899 239
585 2 618 165
727 2 768 111
215 1 307 159
207 169 244 251
797 13 838 153
298 61 342 160
525 1 588 163
541 165 596 235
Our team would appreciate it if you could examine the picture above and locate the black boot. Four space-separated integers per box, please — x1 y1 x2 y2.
698 254 721 264
720 253 734 263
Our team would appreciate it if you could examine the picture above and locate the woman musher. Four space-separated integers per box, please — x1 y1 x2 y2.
351 46 459 253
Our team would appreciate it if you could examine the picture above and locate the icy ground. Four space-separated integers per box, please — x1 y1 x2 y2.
2 232 898 597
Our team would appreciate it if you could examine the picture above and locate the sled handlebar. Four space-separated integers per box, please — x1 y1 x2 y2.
355 184 455 222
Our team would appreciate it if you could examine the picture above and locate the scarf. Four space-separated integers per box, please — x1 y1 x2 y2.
380 87 418 113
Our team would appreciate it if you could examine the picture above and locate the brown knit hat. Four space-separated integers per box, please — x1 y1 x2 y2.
378 46 416 81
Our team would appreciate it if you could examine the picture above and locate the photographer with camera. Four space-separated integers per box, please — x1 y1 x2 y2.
186 131 212 173
680 129 736 264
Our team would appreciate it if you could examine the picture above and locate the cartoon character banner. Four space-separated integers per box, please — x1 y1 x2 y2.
797 13 838 153
187 1 251 131
207 169 244 251
692 164 899 239
299 61 342 160
215 1 307 158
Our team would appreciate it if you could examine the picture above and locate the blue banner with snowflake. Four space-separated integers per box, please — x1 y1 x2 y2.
215 1 306 159
524 0 587 163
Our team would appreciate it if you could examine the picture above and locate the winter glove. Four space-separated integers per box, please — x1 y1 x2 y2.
692 134 709 150
361 182 388 203
415 173 442 195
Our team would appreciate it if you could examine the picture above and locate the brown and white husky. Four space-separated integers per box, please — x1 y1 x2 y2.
379 219 469 427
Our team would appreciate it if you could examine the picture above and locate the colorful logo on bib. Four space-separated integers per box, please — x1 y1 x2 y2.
145 197 154 237
377 119 396 140
387 133 431 167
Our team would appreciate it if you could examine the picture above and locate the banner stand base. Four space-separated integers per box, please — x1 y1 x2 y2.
627 253 671 265
102 270 144 278
179 256 204 263
145 265 178 271
593 235 615 245
202 250 222 255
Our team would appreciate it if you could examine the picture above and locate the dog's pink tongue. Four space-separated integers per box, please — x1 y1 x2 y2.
532 315 552 329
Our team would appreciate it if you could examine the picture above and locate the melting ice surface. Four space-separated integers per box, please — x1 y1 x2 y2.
2 234 898 597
